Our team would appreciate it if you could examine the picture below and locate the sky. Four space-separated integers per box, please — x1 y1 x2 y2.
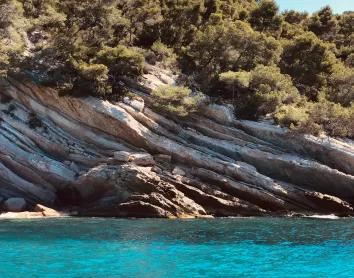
276 0 354 15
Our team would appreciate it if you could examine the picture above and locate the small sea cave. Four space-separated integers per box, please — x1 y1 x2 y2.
55 185 82 207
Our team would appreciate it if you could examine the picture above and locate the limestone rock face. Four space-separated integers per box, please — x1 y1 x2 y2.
1 76 354 217
154 154 172 164
130 153 155 166
114 151 131 162
70 162 80 174
201 104 235 124
4 198 27 212
130 99 144 112
172 167 186 176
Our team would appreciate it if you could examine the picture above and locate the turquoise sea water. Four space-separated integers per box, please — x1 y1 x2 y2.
1 217 354 278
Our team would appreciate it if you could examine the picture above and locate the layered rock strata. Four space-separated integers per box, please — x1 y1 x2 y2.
1 75 354 217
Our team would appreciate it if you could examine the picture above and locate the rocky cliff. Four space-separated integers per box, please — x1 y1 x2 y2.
1 72 354 218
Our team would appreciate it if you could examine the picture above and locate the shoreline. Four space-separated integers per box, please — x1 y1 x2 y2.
0 211 349 220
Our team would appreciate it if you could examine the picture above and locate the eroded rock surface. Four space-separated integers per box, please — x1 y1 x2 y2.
4 198 27 212
1 76 354 217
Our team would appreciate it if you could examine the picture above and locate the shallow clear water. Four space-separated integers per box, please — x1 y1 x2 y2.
1 217 354 277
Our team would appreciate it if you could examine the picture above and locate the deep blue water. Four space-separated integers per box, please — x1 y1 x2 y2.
1 217 354 278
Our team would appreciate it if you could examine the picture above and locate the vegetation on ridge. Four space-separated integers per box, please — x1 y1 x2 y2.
1 0 354 137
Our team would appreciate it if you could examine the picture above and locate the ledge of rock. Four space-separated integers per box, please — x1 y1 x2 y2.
1 75 354 217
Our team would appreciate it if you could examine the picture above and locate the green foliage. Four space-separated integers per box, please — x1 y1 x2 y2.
188 20 282 85
327 67 354 107
247 65 301 117
282 10 309 25
0 42 9 77
95 45 144 79
120 0 162 46
308 6 338 42
276 105 323 136
217 65 301 119
279 32 339 98
148 41 177 68
249 0 283 37
219 71 251 90
65 45 144 96
0 0 28 75
151 85 205 116
276 99 354 138
160 0 204 49
308 100 354 137
346 54 354 68
3 0 354 139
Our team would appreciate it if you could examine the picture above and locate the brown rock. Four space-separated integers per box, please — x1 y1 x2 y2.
130 153 155 166
34 204 62 217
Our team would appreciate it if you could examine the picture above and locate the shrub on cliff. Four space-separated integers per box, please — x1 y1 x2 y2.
151 85 205 117
276 99 354 138
94 46 145 80
0 43 9 77
147 41 178 69
326 67 354 107
217 65 301 119
279 32 339 98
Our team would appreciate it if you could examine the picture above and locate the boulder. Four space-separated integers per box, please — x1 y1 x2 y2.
172 167 186 176
34 204 61 217
114 151 131 162
123 97 131 105
201 104 235 124
4 198 27 212
130 99 144 112
131 153 155 166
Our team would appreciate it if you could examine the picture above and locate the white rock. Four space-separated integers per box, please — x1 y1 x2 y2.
123 97 131 105
172 167 185 176
70 162 80 174
79 171 87 176
64 160 71 166
4 198 27 212
131 153 155 166
34 204 61 217
130 99 144 112
114 151 131 162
